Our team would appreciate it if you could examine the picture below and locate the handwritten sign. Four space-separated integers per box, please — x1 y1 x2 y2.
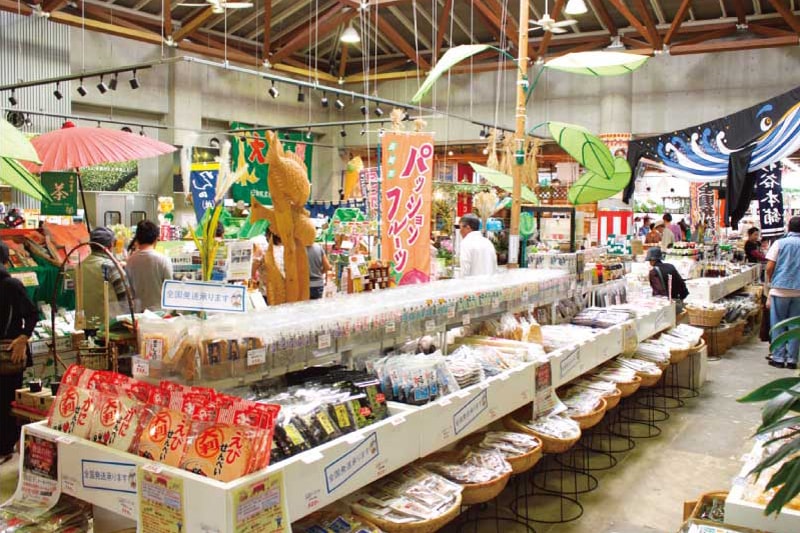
453 390 488 435
247 347 267 366
324 432 380 494
161 280 246 313
82 459 137 494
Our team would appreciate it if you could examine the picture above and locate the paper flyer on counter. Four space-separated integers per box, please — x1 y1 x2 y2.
138 467 185 533
0 433 61 518
232 472 288 533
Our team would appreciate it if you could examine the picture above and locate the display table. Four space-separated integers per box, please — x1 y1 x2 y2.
725 438 800 533
10 260 75 309
685 265 760 303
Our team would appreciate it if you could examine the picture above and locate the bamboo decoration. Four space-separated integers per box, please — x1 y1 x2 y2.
250 131 316 304
499 134 515 176
485 129 499 170
524 137 541 190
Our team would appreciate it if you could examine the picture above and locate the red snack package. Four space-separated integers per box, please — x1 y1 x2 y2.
89 394 143 452
180 422 256 482
120 379 154 403
61 364 86 387
180 393 217 422
137 406 190 467
217 401 280 470
48 386 96 438
146 387 171 408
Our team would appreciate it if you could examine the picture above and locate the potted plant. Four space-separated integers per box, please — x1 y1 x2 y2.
737 315 800 515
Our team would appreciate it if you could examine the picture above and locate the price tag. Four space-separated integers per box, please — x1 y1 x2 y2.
318 333 332 350
447 306 456 319
385 321 396 334
462 313 471 326
133 358 149 377
247 347 266 366
56 436 74 445
425 319 436 333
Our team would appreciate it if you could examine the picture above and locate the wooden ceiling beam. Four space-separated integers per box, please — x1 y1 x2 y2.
270 6 356 65
263 0 272 60
270 1 338 46
731 0 748 24
669 34 798 54
389 6 432 51
664 0 692 45
621 35 651 48
41 0 69 13
549 37 612 57
766 0 800 33
338 42 348 79
163 0 172 39
80 4 159 34
537 0 566 58
375 12 431 69
473 0 519 50
434 0 453 61
173 7 215 43
748 23 797 36
485 0 520 48
588 0 618 35
671 25 736 46
631 0 662 48
606 0 652 45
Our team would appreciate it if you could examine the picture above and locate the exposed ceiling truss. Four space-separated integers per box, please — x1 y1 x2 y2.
0 0 798 84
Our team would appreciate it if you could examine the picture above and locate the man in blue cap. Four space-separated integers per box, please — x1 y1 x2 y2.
79 227 128 334
647 247 689 312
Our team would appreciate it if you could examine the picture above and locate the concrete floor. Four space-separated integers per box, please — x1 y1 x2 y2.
0 336 787 531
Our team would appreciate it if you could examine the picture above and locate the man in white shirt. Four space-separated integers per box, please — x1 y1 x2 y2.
459 213 498 277
659 220 675 249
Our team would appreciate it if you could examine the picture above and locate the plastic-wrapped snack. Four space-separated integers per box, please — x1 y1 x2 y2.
48 385 95 438
181 422 256 482
272 409 312 459
294 507 382 533
424 460 498 484
137 406 190 467
560 388 604 416
464 448 511 475
88 394 143 452
200 338 231 380
526 414 581 439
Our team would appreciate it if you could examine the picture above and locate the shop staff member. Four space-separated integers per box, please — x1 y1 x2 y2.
0 242 38 464
646 247 689 312
744 227 767 264
81 227 128 332
125 220 173 312
459 213 497 277
307 242 331 300
765 217 800 369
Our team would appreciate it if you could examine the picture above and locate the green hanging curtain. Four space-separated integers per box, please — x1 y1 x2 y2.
0 157 51 201
468 163 539 204
568 157 632 205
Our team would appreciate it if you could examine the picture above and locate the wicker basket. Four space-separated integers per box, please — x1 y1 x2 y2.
616 375 642 397
502 407 581 454
669 345 691 365
421 451 511 505
459 432 543 475
686 306 726 327
352 494 462 533
604 388 622 410
703 324 732 357
689 490 729 520
568 397 607 430
637 370 662 388
689 338 706 354
732 320 747 345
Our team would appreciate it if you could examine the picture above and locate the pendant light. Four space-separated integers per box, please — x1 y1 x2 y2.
340 24 360 43
565 0 588 15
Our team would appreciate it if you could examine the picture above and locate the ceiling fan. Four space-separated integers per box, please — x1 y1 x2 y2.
179 0 253 14
530 0 576 34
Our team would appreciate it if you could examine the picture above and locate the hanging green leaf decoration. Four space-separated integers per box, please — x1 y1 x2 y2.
411 45 492 104
468 162 539 204
520 212 536 239
548 121 615 179
567 156 631 205
544 52 649 77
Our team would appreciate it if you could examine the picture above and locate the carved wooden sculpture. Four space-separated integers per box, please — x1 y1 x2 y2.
250 131 315 304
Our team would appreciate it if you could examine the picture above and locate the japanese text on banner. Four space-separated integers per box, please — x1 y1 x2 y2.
380 133 434 285
189 162 220 223
754 162 785 238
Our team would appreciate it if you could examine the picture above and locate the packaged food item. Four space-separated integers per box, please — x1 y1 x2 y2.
48 385 95 438
525 414 581 440
88 394 143 452
181 422 255 482
294 507 382 533
137 406 190 467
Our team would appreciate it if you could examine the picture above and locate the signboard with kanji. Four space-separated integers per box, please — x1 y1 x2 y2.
754 162 785 238
189 162 219 222
229 123 313 205
40 172 78 216
380 132 434 285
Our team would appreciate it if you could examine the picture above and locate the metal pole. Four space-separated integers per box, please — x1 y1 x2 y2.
509 0 530 268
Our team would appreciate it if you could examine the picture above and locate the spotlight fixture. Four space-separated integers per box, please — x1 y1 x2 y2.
482 148 489 155
209 137 220 148
321 92 329 107
334 98 345 110
109 73 118 91
360 102 368 116
139 127 145 136
8 90 17 106
479 127 487 139
340 127 347 137
121 126 133 133
360 126 366 136
403 110 411 121
53 83 63 100
268 80 279 99
129 70 140 90
306 128 312 140
297 86 305 102
447 150 454 157
97 76 108 94
374 106 384 117
77 79 87 97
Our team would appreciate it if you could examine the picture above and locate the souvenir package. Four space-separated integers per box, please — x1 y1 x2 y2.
294 506 382 533
668 324 705 346
455 336 547 363
633 341 671 365
591 366 638 384
181 422 256 482
571 308 635 329
368 352 459 406
559 388 605 417
476 431 541 458
612 357 662 376
48 385 95 438
569 377 619 401
540 325 596 352
0 494 92 532
88 394 143 452
136 406 190 467
424 449 511 485
525 414 581 439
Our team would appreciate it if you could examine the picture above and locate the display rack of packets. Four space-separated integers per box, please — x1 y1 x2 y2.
606 235 632 255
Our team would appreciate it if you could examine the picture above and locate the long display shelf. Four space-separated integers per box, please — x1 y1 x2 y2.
685 266 760 303
13 277 676 531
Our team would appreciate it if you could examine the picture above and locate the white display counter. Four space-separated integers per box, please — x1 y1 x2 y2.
685 266 760 303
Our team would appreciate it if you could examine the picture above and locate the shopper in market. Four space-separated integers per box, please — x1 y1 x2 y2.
660 219 676 249
307 241 331 300
458 213 497 277
80 227 129 333
646 247 690 312
638 216 651 238
765 216 800 369
0 241 37 464
744 228 767 264
663 213 682 241
645 222 662 244
125 220 173 312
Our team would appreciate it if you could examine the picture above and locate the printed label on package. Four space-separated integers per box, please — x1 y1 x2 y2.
161 280 246 313
232 472 288 533
81 459 137 494
560 347 580 380
324 431 380 494
453 389 488 435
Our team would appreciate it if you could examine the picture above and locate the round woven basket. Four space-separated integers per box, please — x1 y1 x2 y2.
459 432 544 475
604 388 622 410
616 375 642 397
689 338 706 354
421 451 512 505
637 370 662 388
568 397 607 430
502 407 581 454
352 494 462 533
686 306 726 327
656 360 670 372
669 345 691 365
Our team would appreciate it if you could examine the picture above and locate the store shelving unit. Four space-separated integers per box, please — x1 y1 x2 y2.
684 265 761 303
14 274 676 531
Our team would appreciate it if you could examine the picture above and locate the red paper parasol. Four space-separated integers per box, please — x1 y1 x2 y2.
28 121 176 172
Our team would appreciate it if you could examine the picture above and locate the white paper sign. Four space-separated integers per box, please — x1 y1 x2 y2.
161 280 247 313
226 240 254 281
247 348 267 366
132 357 150 378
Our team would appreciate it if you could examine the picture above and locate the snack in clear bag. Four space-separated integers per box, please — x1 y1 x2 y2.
137 316 188 362
88 394 143 452
180 422 256 482
137 406 190 467
526 414 581 439
48 385 95 438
